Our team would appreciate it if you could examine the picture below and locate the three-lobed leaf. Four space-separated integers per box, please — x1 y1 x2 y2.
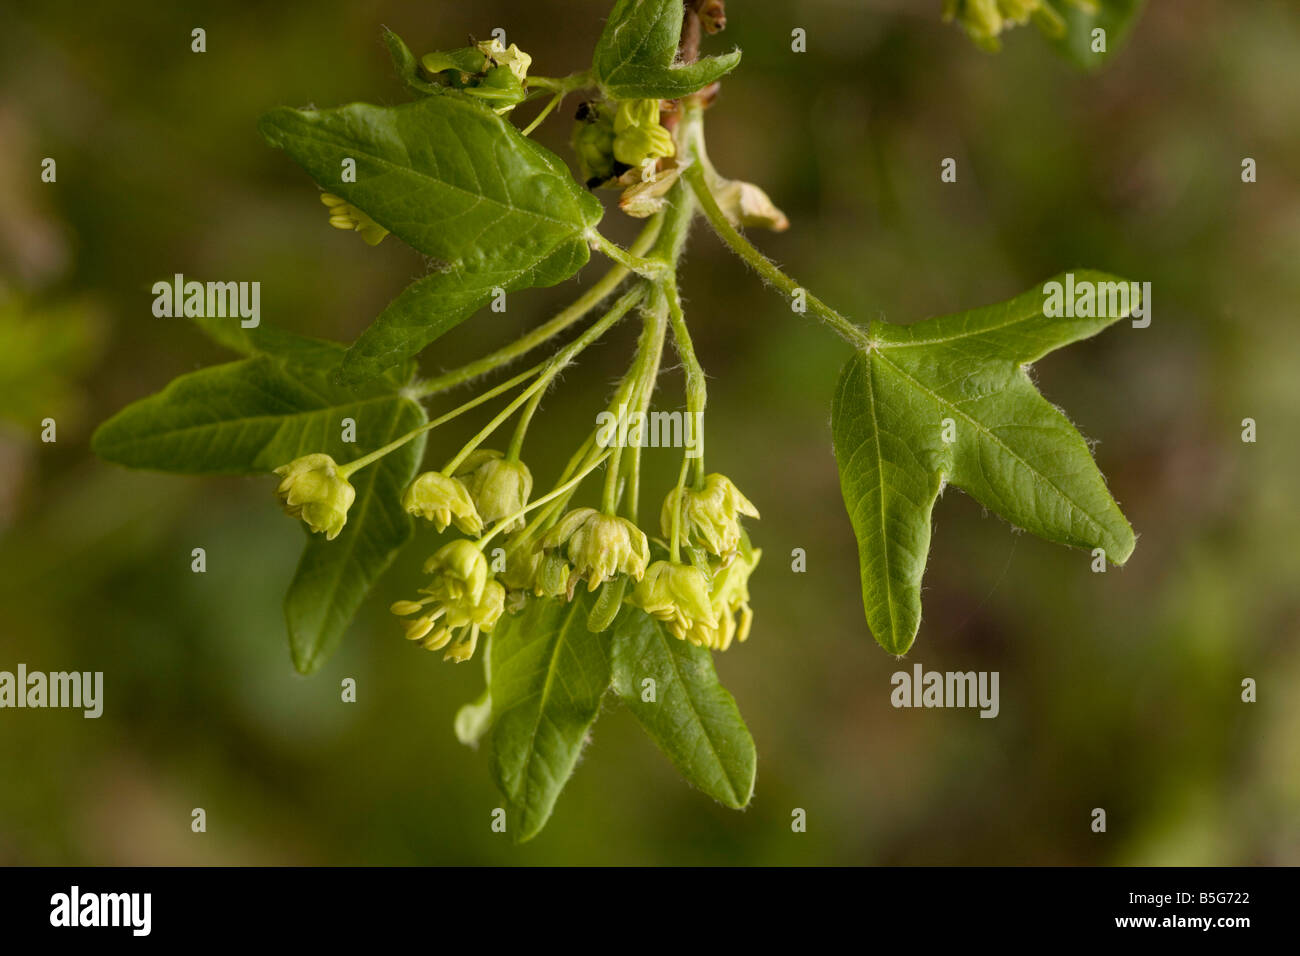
593 0 741 99
258 95 603 384
610 607 755 808
92 325 424 673
831 271 1137 655
487 591 611 843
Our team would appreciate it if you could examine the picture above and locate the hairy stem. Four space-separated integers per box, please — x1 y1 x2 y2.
680 108 870 350
412 216 663 399
664 278 707 487
338 365 540 478
442 284 647 474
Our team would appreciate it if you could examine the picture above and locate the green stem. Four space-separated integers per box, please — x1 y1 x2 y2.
664 278 707 487
337 365 540 479
601 295 668 513
526 70 592 94
586 229 670 281
442 284 646 474
669 452 691 564
521 90 563 137
479 449 611 549
412 217 662 399
506 385 544 461
681 120 870 350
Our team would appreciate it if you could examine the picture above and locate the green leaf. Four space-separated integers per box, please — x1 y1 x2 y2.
187 313 420 387
1050 0 1144 70
488 591 611 842
831 270 1137 655
610 607 755 808
258 96 603 384
92 339 425 673
382 28 447 97
92 354 409 476
341 236 589 387
593 0 742 99
284 398 425 673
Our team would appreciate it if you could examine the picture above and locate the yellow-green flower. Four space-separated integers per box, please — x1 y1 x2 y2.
273 453 355 540
612 99 675 167
320 193 389 245
454 450 532 533
476 37 532 83
942 0 1076 51
681 548 761 651
540 507 649 591
631 560 717 640
401 471 483 536
661 473 759 559
391 540 502 663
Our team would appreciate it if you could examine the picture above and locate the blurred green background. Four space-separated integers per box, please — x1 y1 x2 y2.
1 0 1297 865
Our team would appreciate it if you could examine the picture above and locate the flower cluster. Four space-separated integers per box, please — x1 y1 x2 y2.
391 540 506 663
419 37 532 113
573 98 676 185
272 438 762 661
942 0 1089 51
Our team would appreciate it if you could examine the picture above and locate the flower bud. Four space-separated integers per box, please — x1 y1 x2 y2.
453 450 533 533
499 538 542 593
402 471 483 536
612 99 675 167
422 538 489 605
572 102 617 187
273 453 356 540
535 550 574 599
540 507 650 590
631 560 718 639
613 123 675 167
661 473 759 559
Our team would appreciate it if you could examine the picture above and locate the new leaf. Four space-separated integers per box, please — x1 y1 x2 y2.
610 607 755 809
593 0 741 99
488 592 611 843
832 271 1137 655
259 95 603 384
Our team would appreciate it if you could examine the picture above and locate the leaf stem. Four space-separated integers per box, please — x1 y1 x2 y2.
586 229 671 281
681 144 871 351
